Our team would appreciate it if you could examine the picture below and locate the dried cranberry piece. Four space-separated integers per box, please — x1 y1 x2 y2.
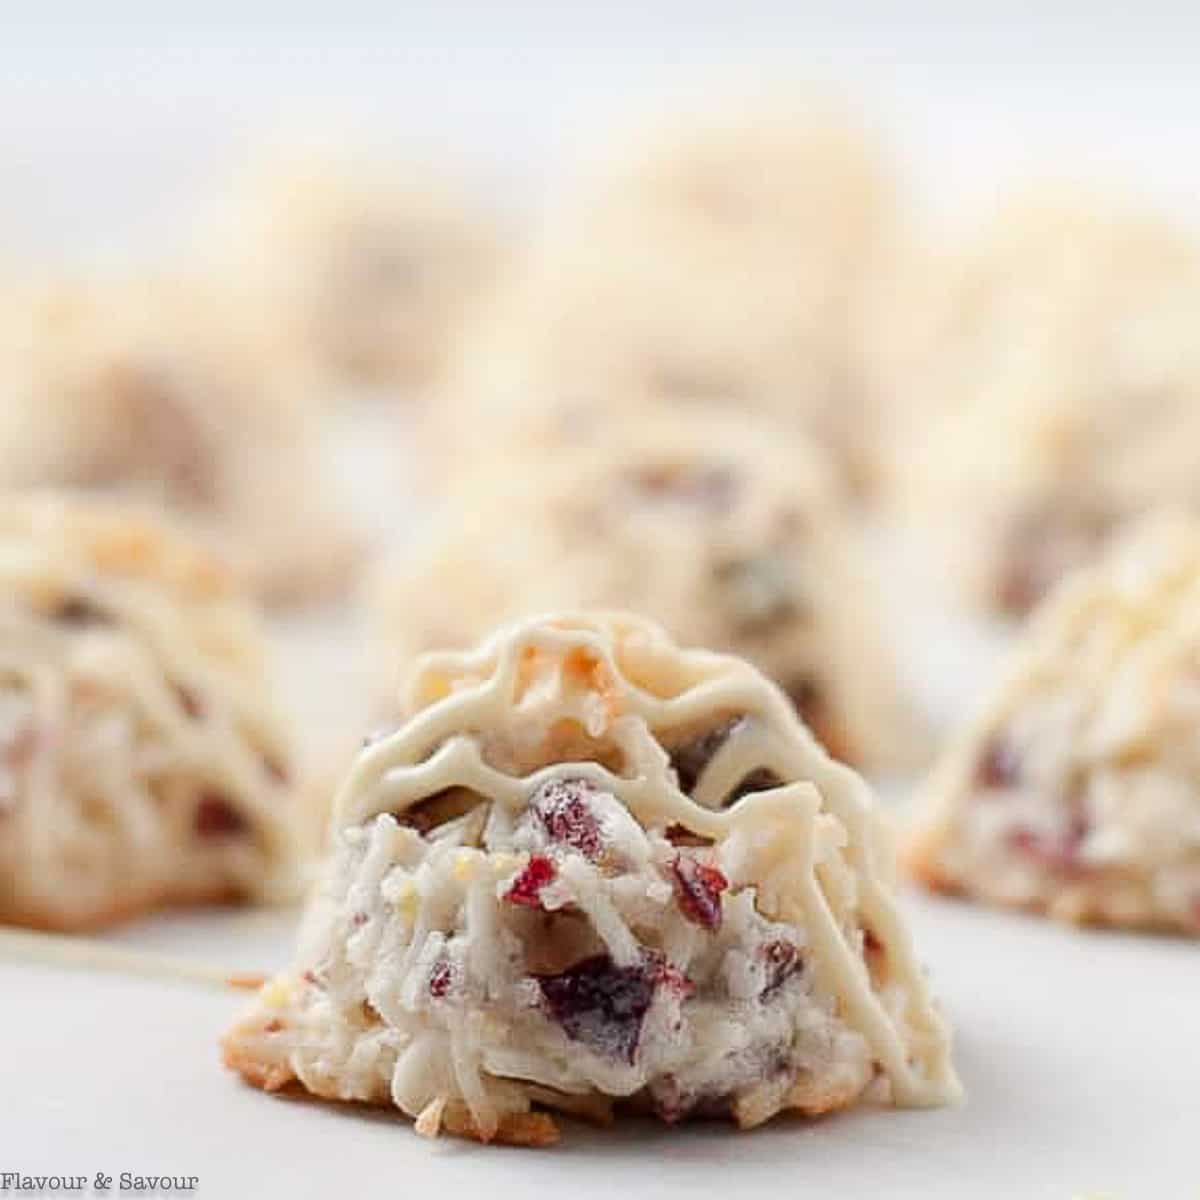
760 940 802 1001
429 960 455 998
194 792 247 839
106 362 218 505
0 723 36 814
976 738 1021 790
630 463 739 514
653 957 694 1000
996 551 1044 617
172 683 204 720
530 778 604 859
504 854 557 908
996 506 1112 615
1008 813 1089 873
670 854 728 930
262 755 289 786
535 952 684 1064
52 596 111 627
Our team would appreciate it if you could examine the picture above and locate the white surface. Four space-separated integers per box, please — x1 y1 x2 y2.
2 893 1195 1197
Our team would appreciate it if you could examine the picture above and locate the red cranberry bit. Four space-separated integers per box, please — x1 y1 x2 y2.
261 755 289 786
670 854 728 930
1008 811 1089 873
0 722 35 815
530 777 604 860
651 955 694 1001
429 960 455 998
760 940 802 1001
172 683 204 720
0 720 39 795
52 596 110 627
976 738 1021 791
504 854 557 908
110 363 218 506
535 952 678 1064
194 791 248 839
996 536 1046 616
630 463 739 515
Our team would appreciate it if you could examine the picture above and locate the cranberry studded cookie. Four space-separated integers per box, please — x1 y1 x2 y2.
223 612 960 1144
893 190 1200 615
0 494 300 931
218 150 505 391
373 414 924 771
906 513 1200 934
0 275 361 605
436 89 896 496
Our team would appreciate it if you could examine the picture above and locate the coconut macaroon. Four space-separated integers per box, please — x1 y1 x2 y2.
892 191 1200 615
218 151 505 392
0 275 360 605
222 612 959 1145
435 92 897 496
906 512 1200 935
374 416 922 772
0 494 299 932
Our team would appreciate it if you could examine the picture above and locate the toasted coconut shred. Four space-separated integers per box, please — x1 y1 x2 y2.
223 612 959 1145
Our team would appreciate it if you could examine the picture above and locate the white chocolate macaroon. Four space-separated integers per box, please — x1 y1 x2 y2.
223 612 959 1145
891 191 1200 615
0 274 361 606
0 494 299 931
374 414 924 771
217 150 506 392
907 512 1200 934
433 90 897 497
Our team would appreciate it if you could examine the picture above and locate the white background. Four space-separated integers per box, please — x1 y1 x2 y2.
4 1 1200 264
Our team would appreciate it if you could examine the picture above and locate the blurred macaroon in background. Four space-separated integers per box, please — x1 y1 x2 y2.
2 3 1200 891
